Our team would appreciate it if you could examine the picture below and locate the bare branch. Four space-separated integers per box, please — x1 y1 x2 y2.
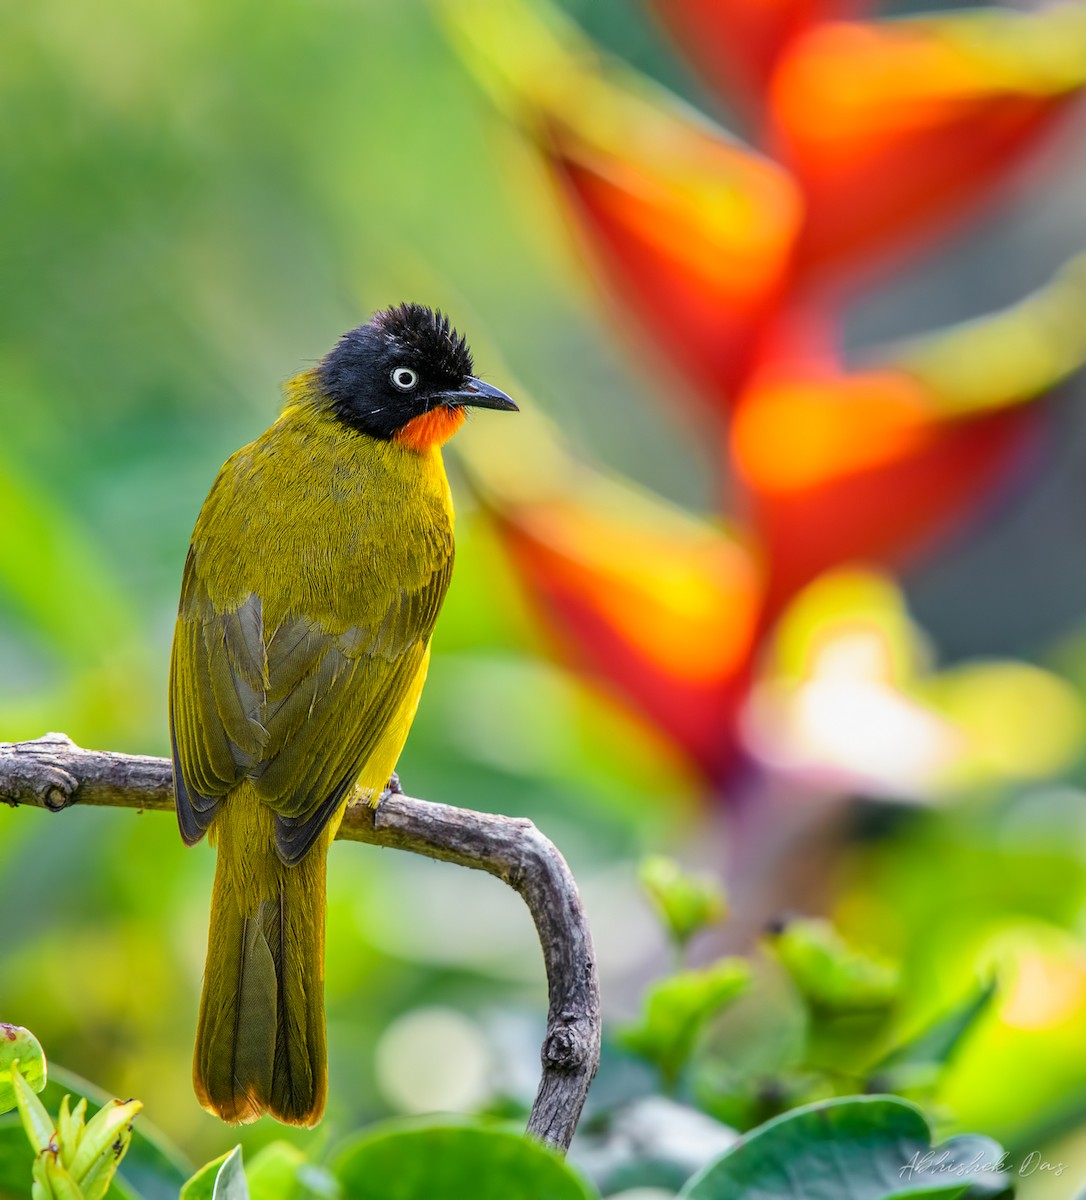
0 733 600 1151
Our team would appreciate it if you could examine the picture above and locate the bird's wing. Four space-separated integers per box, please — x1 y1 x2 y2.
169 540 452 864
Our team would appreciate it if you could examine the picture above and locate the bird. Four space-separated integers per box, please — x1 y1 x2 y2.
168 303 517 1127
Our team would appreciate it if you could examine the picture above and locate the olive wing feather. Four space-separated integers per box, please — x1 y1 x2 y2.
170 543 453 862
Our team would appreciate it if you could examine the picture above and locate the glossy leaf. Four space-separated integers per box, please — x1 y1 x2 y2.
182 1146 250 1200
0 1026 46 1115
770 6 1086 275
331 1121 597 1200
679 1095 1010 1199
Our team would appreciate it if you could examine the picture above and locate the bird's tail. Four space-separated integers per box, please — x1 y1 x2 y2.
193 787 328 1127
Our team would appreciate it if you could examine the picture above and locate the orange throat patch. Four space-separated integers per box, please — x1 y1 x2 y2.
394 405 466 452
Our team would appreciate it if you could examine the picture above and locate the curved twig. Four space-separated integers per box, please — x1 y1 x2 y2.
0 733 600 1151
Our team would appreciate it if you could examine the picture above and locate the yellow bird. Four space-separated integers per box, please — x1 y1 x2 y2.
169 304 517 1126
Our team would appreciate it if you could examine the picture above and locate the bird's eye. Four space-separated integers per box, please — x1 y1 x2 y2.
390 367 419 391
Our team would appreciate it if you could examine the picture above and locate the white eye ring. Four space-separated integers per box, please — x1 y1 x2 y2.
391 366 419 391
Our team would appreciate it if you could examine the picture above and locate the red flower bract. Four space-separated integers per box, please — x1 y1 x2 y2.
489 494 762 782
648 0 871 120
770 7 1086 277
545 118 801 420
730 364 1046 616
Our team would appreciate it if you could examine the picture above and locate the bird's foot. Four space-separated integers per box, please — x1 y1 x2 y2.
379 771 403 802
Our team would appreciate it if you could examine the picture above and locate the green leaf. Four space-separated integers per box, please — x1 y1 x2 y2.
13 1066 55 1155
639 857 727 948
48 1068 187 1200
72 1100 139 1200
30 1151 50 1200
873 981 997 1090
294 1164 339 1198
620 960 751 1085
82 1147 128 1200
56 1097 81 1172
182 1147 250 1200
0 1068 187 1200
332 1121 598 1199
41 1153 83 1200
678 1095 1010 1199
769 920 900 1013
0 1026 46 1113
69 1097 141 1183
245 1142 307 1200
0 1114 143 1200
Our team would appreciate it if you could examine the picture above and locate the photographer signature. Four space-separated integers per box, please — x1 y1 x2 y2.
900 1148 1065 1180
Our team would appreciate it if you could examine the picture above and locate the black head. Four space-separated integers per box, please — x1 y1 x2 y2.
318 303 517 440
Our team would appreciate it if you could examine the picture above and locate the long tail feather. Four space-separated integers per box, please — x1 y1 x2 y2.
193 790 328 1127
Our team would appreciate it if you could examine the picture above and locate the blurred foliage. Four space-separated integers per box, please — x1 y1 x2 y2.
2 1026 1019 1198
620 959 751 1090
3 0 1086 1197
638 856 728 955
768 917 900 1015
612 864 995 1144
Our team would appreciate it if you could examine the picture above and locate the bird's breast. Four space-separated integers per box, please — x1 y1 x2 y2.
193 405 455 624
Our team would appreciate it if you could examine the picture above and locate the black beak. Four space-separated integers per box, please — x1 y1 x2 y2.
441 377 519 412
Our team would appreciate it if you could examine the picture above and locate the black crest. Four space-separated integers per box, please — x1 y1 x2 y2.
373 303 474 382
318 303 476 440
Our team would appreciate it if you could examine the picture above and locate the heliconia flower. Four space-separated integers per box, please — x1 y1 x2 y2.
491 496 761 781
769 4 1086 276
646 0 870 121
439 0 803 425
732 361 1041 615
731 255 1086 614
442 3 1086 799
458 404 764 783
